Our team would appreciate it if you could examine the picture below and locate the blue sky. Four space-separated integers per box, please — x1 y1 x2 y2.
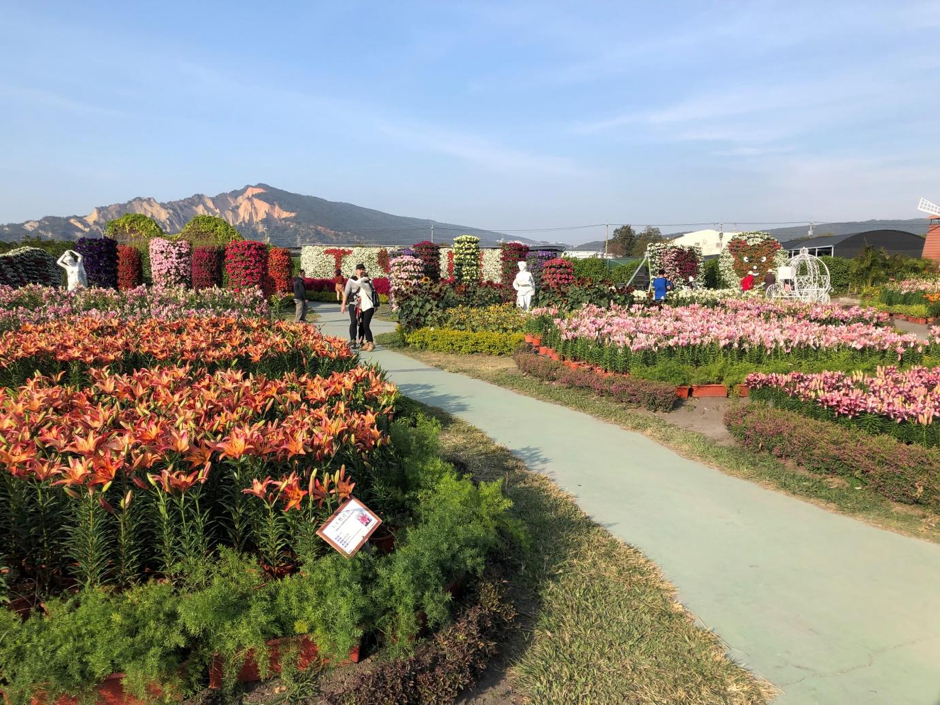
2 1 939 243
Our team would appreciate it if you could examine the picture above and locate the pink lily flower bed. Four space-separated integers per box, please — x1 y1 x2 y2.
554 303 922 359
746 366 940 447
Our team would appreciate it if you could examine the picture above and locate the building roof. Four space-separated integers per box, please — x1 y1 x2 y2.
781 229 923 251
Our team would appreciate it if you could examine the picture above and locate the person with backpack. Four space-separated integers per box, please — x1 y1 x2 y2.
341 263 379 351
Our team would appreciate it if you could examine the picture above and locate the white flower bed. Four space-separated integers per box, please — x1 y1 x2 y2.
300 244 502 283
300 246 389 278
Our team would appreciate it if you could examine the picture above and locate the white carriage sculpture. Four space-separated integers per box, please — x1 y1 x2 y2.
770 247 831 304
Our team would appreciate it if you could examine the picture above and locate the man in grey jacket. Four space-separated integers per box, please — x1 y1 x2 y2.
293 270 308 322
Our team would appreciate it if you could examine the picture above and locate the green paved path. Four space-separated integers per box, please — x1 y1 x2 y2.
313 302 940 705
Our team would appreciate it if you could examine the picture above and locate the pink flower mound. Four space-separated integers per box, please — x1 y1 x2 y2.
554 301 923 358
149 237 192 289
225 240 268 292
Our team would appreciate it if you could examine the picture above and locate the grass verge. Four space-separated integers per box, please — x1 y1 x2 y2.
375 334 940 544
422 399 773 704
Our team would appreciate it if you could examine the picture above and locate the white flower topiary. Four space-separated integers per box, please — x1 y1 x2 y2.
299 246 391 278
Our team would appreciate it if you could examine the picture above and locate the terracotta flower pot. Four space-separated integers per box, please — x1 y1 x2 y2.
913 317 929 325
675 385 691 399
548 353 560 361
530 336 542 347
692 384 728 398
35 672 168 705
209 636 361 689
736 384 750 397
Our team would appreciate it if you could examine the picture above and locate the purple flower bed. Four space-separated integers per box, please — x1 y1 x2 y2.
76 236 118 289
724 404 940 510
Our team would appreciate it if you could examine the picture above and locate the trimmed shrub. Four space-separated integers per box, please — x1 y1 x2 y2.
267 247 293 295
0 247 59 288
148 237 192 288
405 328 524 355
514 350 676 412
178 215 243 247
412 241 442 282
724 404 940 510
192 246 224 289
819 255 850 292
225 240 268 292
572 257 609 282
610 260 643 285
75 237 118 289
116 245 143 290
437 304 526 333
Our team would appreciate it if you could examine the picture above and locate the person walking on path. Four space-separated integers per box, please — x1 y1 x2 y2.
341 263 367 349
652 269 673 301
293 269 308 322
333 267 344 302
356 271 377 351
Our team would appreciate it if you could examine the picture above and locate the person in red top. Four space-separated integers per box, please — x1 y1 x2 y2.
740 272 755 291
333 267 344 302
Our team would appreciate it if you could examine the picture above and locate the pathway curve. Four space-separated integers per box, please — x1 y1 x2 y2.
312 302 940 705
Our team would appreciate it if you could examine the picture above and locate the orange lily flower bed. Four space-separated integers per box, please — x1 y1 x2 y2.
0 316 354 386
0 364 398 593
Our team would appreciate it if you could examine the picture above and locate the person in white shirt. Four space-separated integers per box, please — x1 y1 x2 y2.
341 263 378 351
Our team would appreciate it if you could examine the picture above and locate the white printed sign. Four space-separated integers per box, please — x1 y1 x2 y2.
316 497 382 558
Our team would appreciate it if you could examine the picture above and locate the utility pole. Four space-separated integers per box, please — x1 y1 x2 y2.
430 223 434 244
604 222 609 257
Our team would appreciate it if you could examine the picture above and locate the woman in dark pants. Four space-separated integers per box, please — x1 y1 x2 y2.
356 274 376 351
341 263 366 349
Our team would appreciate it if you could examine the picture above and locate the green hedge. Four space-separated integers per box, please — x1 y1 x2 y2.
572 257 610 281
818 256 850 292
404 328 524 355
725 404 940 511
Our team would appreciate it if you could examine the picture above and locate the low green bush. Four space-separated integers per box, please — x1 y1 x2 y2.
405 328 524 355
818 256 850 292
435 304 526 333
572 257 610 281
725 404 940 511
703 258 720 289
610 260 642 285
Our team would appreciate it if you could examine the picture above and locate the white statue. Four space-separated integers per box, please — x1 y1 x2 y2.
57 250 88 291
512 261 535 310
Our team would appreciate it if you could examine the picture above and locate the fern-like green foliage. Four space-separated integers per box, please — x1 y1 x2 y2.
179 215 244 247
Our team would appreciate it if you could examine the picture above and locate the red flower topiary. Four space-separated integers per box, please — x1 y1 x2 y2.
266 247 292 296
412 241 442 281
500 241 530 289
542 258 575 291
377 248 391 274
116 245 143 290
225 240 268 292
192 246 224 289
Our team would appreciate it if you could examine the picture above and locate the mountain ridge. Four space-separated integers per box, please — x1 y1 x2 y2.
0 184 520 247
